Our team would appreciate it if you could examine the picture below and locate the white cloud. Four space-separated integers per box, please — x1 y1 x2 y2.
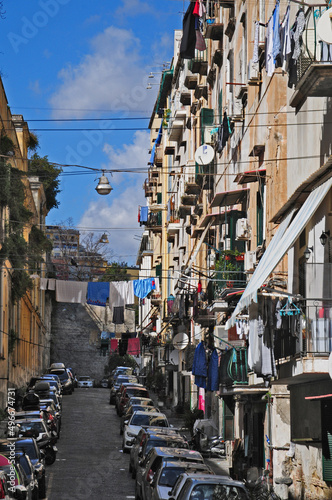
78 131 149 265
49 26 155 117
115 0 152 18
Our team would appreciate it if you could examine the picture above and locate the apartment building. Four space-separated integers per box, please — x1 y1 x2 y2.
0 79 51 406
137 0 332 497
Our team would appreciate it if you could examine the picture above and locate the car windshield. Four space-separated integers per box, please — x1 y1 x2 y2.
131 414 167 427
126 388 148 398
159 467 187 487
189 484 248 500
18 421 44 434
17 456 31 476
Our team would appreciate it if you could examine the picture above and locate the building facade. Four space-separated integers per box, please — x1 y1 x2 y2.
137 1 332 497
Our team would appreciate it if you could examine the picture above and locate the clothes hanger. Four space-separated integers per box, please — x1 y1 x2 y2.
280 298 301 316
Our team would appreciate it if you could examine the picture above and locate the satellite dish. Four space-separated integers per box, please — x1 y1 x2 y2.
194 144 214 165
169 350 179 365
317 8 332 44
173 332 189 350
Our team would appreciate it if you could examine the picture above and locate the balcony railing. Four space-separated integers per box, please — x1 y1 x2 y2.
146 211 162 228
290 5 332 108
189 49 208 75
219 347 248 387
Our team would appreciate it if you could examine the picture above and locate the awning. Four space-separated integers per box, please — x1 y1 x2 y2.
235 168 266 185
210 188 249 208
199 211 230 228
226 177 332 328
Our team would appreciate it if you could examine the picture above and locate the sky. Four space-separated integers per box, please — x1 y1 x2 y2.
0 0 184 266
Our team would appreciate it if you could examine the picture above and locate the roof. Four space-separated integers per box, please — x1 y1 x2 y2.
271 156 332 223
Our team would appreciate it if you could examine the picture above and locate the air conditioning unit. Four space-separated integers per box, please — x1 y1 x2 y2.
248 59 260 84
231 98 244 121
236 218 250 240
214 325 228 347
204 126 217 145
244 250 256 272
224 238 231 250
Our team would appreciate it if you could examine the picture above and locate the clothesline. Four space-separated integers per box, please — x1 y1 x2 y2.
39 277 160 304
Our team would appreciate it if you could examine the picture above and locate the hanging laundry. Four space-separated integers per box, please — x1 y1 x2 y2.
109 281 130 307
48 279 56 291
196 28 206 51
133 277 156 299
40 278 48 290
110 338 118 354
265 16 275 76
192 341 207 388
55 280 88 304
272 1 281 65
221 112 230 148
193 0 200 16
319 41 332 61
86 282 110 307
292 9 306 61
180 1 196 59
148 123 162 165
140 206 148 224
113 306 124 324
253 21 260 63
207 348 219 391
280 5 291 71
124 281 135 305
127 337 140 356
198 387 205 413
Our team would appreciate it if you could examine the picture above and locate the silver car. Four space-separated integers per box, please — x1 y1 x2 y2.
168 474 249 500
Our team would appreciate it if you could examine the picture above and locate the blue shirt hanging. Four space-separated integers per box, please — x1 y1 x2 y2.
192 341 207 388
207 348 219 392
86 282 109 307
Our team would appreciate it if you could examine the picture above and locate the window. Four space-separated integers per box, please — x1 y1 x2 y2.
223 397 234 440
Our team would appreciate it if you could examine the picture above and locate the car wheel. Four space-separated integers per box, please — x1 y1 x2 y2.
39 477 47 499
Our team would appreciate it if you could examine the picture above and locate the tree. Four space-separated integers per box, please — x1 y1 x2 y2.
28 153 62 211
99 261 130 282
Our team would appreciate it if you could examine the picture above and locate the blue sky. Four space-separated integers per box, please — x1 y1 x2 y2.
0 0 183 265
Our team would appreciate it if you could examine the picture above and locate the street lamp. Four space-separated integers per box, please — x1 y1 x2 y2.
304 246 314 262
95 171 112 195
319 230 330 246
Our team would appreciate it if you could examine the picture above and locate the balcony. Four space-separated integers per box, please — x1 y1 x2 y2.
155 146 163 166
219 348 248 388
184 72 198 90
289 6 332 108
189 49 208 75
167 212 181 237
181 193 197 206
212 48 223 68
185 175 201 195
146 210 162 231
205 20 224 40
179 204 191 219
143 179 153 197
150 291 162 305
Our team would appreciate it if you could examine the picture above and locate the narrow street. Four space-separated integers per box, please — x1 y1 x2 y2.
47 388 135 500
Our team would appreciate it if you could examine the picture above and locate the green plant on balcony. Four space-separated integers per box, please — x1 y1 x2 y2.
162 109 171 128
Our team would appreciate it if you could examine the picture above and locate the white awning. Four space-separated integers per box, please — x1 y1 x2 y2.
226 177 332 328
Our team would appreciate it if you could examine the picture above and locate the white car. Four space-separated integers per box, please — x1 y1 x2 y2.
122 410 169 453
77 376 94 388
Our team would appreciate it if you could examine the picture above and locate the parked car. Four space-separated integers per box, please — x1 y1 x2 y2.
66 368 78 388
118 386 150 416
110 366 133 385
148 460 214 500
16 419 51 448
77 376 94 388
122 411 169 453
0 454 33 500
110 376 139 405
135 447 204 500
100 378 109 388
129 428 189 479
47 368 73 395
168 474 250 500
120 405 160 435
4 437 47 498
49 363 65 370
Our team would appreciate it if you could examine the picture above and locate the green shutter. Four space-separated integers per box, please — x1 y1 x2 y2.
256 186 264 246
157 192 162 204
201 108 214 144
156 264 162 282
322 400 332 481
